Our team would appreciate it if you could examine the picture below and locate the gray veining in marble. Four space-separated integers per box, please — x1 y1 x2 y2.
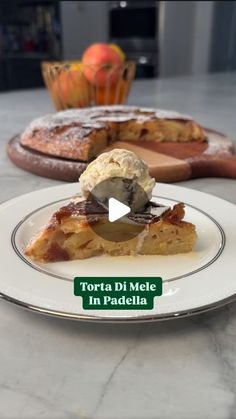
0 72 236 419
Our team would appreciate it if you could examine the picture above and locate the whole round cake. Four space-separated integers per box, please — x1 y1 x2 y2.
20 105 206 162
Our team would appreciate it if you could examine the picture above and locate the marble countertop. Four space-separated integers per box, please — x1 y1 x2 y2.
1 72 236 419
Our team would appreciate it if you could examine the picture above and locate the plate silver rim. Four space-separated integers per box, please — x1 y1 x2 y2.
0 291 235 322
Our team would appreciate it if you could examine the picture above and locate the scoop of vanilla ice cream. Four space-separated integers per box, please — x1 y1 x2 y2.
80 149 155 210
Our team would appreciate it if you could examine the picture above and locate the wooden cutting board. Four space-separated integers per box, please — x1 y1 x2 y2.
7 129 236 183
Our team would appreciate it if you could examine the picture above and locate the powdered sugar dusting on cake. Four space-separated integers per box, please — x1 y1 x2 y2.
22 105 192 137
83 105 192 123
22 108 105 138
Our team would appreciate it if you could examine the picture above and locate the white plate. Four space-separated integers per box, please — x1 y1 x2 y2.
0 182 235 322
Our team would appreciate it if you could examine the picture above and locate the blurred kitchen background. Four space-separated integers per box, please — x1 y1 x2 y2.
0 0 236 91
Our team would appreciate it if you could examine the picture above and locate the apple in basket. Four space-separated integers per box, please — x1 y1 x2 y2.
82 43 124 87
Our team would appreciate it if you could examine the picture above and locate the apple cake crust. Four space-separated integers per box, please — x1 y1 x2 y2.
20 106 206 162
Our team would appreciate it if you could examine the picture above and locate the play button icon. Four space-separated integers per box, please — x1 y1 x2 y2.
85 176 148 242
108 198 131 222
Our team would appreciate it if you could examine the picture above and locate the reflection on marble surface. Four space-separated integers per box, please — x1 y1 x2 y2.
1 72 236 419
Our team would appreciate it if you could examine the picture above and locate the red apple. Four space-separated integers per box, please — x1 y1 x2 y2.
82 43 123 87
